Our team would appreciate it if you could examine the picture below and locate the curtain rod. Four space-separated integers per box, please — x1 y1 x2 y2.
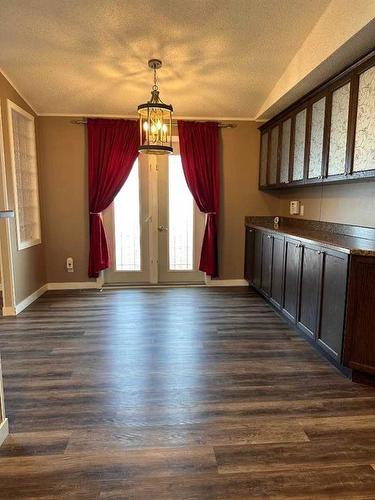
70 119 236 129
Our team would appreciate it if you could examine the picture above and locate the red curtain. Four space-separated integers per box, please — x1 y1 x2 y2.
178 121 219 277
88 118 139 278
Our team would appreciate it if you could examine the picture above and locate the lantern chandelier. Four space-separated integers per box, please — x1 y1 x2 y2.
138 59 173 155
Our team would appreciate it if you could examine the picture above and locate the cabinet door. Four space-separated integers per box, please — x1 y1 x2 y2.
353 65 375 173
268 126 279 185
280 118 291 184
297 244 323 338
317 249 348 362
282 238 302 322
259 132 269 187
270 234 284 308
327 82 351 177
292 109 307 181
244 227 255 283
252 229 263 289
308 97 326 179
260 232 273 296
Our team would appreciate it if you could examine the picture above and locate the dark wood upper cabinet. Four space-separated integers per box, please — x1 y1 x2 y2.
258 50 375 190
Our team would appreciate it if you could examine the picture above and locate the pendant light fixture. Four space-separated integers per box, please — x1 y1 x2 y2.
138 59 173 155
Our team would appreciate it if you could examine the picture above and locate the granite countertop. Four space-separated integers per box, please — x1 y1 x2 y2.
245 216 375 257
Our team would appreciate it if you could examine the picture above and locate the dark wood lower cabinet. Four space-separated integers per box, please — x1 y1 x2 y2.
260 233 273 296
282 238 301 322
297 243 323 339
270 234 284 308
244 227 255 283
318 249 348 362
343 255 375 375
244 225 375 382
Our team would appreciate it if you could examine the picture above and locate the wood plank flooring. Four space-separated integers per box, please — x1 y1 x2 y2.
0 287 375 499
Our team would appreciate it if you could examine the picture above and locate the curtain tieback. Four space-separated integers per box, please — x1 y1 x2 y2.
90 212 101 215
206 212 216 215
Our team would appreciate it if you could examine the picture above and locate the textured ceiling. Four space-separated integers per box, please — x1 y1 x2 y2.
0 0 331 118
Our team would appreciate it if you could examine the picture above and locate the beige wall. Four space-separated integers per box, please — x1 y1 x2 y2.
37 117 91 283
218 122 279 279
37 118 280 282
278 181 375 228
0 73 46 305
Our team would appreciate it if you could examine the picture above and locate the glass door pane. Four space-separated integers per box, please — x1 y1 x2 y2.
168 155 193 271
103 157 151 284
114 161 141 271
353 66 375 172
293 109 307 181
280 118 291 184
268 126 279 185
327 82 350 176
158 151 204 284
308 97 326 179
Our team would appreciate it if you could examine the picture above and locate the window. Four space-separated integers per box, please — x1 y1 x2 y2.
168 155 194 271
114 160 141 271
8 100 41 249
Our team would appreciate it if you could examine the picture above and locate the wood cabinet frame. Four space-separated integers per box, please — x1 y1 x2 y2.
258 49 375 190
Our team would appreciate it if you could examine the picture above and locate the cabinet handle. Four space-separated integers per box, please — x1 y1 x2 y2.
317 250 324 255
267 234 272 239
296 243 302 248
248 229 254 233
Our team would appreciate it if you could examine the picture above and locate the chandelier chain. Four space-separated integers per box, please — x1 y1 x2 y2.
152 67 158 92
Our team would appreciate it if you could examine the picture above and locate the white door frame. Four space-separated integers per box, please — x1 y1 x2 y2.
0 103 16 315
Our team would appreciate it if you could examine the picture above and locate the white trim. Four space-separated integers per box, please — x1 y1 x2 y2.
15 283 48 314
7 100 42 250
0 419 9 447
205 278 248 287
0 102 16 312
47 282 100 290
2 306 16 316
0 67 37 114
37 113 258 121
0 355 6 421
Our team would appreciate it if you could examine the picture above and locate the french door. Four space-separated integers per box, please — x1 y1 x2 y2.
103 142 205 285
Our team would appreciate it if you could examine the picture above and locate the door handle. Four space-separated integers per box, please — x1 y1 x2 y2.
158 225 168 232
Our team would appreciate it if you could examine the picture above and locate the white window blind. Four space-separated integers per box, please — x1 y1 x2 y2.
8 101 41 249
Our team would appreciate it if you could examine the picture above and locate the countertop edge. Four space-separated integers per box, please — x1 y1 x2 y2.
245 221 375 257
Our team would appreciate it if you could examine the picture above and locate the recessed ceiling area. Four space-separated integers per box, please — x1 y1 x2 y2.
0 0 334 119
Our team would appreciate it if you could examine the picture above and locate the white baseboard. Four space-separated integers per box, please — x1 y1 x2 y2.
47 281 100 290
206 278 248 287
15 284 48 315
2 305 16 316
0 418 9 447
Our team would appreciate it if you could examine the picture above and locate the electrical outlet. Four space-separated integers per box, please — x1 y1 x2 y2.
300 204 305 216
66 257 74 273
289 200 300 215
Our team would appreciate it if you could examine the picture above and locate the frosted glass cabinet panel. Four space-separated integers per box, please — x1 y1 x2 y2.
327 82 350 176
280 119 291 183
293 109 307 181
353 66 375 172
260 132 268 186
268 126 279 185
308 97 326 178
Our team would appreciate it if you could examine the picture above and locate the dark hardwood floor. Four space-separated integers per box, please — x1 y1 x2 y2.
0 287 375 499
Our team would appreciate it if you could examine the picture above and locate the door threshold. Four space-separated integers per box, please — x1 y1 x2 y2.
103 283 206 289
